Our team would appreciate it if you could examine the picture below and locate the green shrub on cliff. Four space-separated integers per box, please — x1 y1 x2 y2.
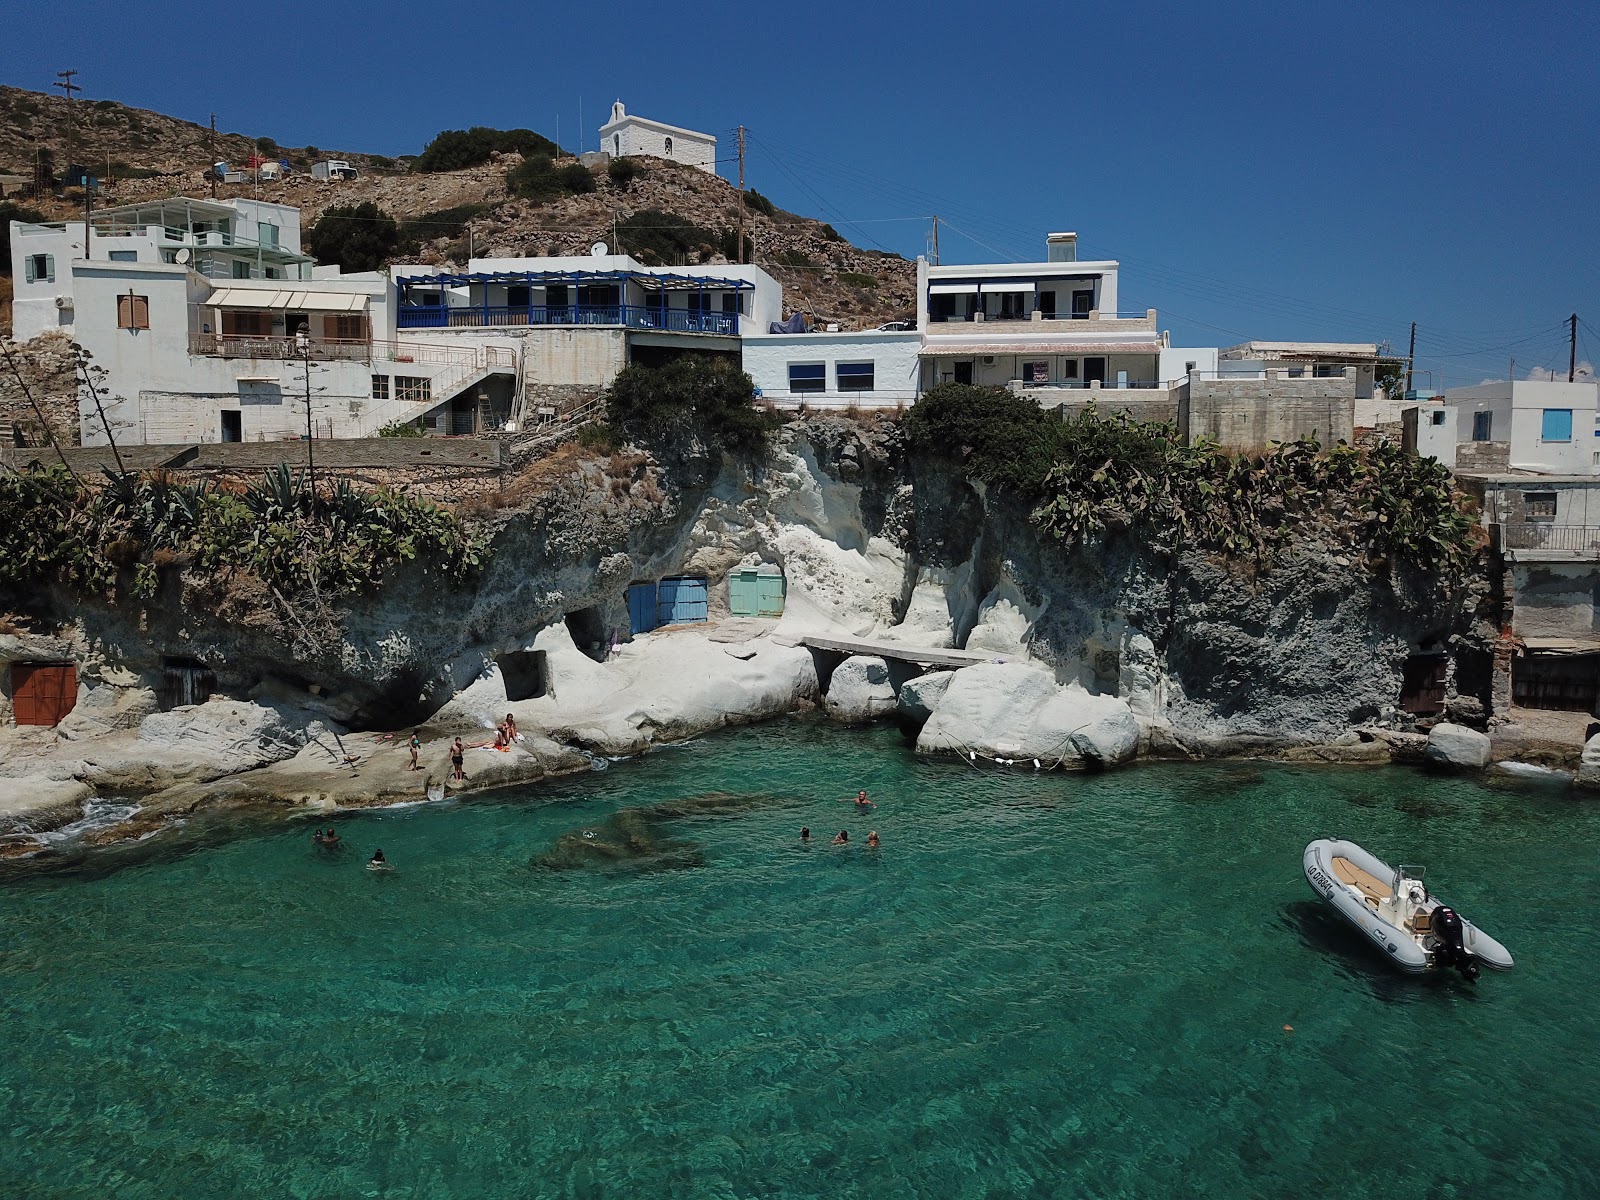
606 356 776 455
904 383 1477 571
0 465 484 611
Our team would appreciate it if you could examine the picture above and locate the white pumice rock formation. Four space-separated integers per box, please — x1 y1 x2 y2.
823 656 898 723
1424 722 1493 770
916 662 1140 767
897 670 954 724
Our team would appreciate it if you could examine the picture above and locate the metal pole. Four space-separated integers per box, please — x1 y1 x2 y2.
1570 313 1579 383
1405 321 1415 395
303 342 316 497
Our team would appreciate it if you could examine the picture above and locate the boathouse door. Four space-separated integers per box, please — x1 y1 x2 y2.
655 577 708 626
11 662 77 726
628 583 658 635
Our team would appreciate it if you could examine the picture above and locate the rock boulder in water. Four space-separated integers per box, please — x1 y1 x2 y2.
824 655 897 723
897 670 954 724
917 662 1139 767
1424 722 1492 770
1577 732 1600 789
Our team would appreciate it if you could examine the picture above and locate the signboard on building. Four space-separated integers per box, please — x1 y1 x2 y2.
1025 361 1050 383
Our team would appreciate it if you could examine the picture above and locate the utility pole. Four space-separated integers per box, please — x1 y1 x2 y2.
83 173 92 260
54 70 80 163
931 215 940 266
1405 321 1416 396
209 113 218 199
54 69 81 176
1570 313 1579 383
736 125 747 264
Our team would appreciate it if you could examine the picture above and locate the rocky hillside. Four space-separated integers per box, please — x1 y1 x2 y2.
1 85 916 330
0 85 392 183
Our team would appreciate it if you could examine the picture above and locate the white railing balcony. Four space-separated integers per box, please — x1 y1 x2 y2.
1497 524 1600 557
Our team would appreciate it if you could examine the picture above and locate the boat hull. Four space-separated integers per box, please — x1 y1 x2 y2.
1303 838 1514 974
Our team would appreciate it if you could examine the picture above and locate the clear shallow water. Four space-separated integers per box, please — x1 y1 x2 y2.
3 720 1598 1199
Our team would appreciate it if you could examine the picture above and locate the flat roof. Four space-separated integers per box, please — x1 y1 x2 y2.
927 260 1117 279
1221 340 1380 358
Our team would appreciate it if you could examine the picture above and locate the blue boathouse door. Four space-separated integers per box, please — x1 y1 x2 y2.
628 583 658 635
655 576 708 625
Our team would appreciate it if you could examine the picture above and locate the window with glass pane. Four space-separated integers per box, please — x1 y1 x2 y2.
789 363 826 393
371 375 390 400
837 362 875 391
1472 411 1492 441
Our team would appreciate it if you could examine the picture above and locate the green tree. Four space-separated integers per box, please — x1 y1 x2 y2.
417 127 561 173
607 357 774 454
305 202 399 273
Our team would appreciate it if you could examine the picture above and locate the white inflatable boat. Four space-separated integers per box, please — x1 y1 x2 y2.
1303 839 1513 980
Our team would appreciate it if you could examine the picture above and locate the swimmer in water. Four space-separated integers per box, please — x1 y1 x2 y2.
315 827 340 849
833 830 849 845
867 830 880 848
800 827 811 842
855 790 872 809
368 849 389 870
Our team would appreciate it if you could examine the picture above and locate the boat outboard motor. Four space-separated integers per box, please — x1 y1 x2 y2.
1431 906 1480 982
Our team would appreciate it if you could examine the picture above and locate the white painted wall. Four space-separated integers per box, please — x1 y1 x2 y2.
598 103 717 173
1413 403 1458 468
742 330 921 407
1159 346 1219 383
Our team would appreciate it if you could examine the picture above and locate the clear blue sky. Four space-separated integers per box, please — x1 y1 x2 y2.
7 0 1598 384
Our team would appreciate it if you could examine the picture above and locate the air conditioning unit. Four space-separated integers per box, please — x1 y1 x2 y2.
55 295 74 310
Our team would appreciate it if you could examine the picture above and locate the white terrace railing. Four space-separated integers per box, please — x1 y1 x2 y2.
1497 524 1600 554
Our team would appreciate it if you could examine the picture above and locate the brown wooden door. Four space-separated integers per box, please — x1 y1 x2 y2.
12 662 77 726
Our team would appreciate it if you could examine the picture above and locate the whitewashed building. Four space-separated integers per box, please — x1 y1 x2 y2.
11 197 313 342
917 232 1167 393
1436 380 1600 476
598 101 717 174
742 329 921 409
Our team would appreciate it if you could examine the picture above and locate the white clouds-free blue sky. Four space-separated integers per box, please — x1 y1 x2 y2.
6 0 1596 382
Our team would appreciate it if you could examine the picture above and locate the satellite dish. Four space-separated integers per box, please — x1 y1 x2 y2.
590 241 609 257
175 248 192 264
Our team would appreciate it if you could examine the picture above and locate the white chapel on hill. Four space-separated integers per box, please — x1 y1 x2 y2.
598 101 717 174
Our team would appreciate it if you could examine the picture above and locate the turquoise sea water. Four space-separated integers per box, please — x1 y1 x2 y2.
3 719 1598 1199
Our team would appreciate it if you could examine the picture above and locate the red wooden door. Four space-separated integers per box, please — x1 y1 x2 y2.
12 662 77 726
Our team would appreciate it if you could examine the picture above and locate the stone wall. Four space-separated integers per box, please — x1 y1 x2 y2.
1455 441 1511 474
1183 375 1355 451
0 331 80 447
2 436 503 475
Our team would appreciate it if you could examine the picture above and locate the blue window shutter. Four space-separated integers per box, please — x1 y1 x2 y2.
1541 409 1573 442
24 256 35 283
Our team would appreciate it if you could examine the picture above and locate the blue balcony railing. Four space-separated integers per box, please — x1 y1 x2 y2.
396 303 740 334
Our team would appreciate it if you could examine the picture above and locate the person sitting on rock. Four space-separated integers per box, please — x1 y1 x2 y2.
494 725 508 751
504 713 520 742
